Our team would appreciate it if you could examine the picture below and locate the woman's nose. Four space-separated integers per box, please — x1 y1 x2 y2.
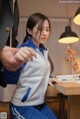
42 30 47 35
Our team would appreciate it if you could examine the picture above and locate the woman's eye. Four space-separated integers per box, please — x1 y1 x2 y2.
46 28 50 32
37 27 42 31
37 27 50 32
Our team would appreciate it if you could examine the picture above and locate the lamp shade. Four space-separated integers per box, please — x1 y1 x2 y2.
58 26 79 44
73 7 80 25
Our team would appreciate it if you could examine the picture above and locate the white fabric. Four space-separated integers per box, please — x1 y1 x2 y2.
12 49 50 106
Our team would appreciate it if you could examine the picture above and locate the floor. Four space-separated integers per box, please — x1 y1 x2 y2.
0 102 11 119
0 99 67 119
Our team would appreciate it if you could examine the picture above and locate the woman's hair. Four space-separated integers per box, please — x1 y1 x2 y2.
23 12 51 43
48 55 54 75
23 13 54 75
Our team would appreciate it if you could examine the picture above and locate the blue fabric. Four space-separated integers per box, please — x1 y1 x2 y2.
10 103 57 119
18 38 47 55
49 75 53 78
2 38 47 84
21 87 31 102
2 65 24 84
2 68 20 84
18 38 46 49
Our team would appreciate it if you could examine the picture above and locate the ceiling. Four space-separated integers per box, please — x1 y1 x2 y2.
18 0 80 18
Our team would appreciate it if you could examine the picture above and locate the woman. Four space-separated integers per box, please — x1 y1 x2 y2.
4 13 60 119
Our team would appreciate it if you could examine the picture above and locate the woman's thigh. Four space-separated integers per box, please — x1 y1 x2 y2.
10 103 48 119
10 103 57 119
38 104 57 119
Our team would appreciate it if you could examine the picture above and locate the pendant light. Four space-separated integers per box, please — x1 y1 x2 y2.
58 25 79 44
58 3 79 44
73 7 80 25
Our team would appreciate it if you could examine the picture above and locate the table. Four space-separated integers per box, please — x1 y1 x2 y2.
54 82 80 119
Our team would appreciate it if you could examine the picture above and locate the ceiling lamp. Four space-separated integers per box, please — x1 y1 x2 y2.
73 7 80 25
58 25 79 44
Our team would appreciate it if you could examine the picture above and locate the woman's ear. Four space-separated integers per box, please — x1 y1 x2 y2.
27 28 32 35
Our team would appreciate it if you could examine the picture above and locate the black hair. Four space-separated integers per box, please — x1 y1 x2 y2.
48 55 54 75
23 13 51 43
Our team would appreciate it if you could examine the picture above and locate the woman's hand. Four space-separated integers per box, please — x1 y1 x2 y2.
48 78 62 87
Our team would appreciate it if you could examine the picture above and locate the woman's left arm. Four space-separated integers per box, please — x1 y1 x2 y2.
48 77 62 87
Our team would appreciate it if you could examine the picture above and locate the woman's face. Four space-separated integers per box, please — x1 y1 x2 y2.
31 20 50 46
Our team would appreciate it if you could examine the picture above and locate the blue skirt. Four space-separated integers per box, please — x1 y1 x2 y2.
10 103 57 119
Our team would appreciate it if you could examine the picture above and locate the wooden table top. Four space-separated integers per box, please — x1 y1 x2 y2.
54 82 80 95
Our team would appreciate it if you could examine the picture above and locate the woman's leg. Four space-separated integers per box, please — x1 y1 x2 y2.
10 103 48 119
37 103 57 119
10 103 57 119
